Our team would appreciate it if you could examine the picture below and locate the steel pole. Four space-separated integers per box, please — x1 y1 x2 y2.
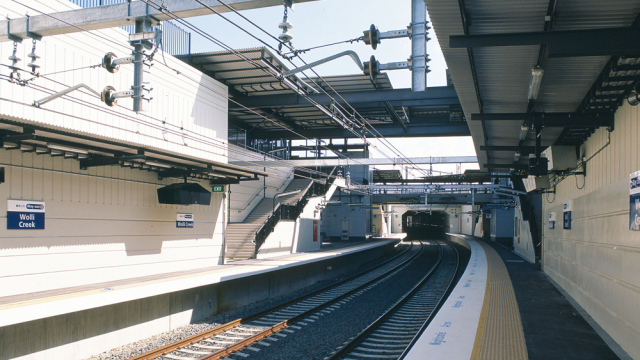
132 20 147 112
411 0 428 92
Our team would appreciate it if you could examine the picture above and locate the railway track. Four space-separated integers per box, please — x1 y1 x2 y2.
327 240 460 360
128 241 426 360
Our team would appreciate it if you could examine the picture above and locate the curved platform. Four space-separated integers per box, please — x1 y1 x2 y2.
405 234 527 360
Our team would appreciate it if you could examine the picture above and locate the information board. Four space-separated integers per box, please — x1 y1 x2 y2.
630 171 640 230
177 213 194 228
7 200 45 230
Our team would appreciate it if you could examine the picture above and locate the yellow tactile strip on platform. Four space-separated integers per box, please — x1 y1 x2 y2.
473 241 528 360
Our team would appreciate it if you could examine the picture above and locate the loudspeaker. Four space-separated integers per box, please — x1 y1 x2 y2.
157 183 211 205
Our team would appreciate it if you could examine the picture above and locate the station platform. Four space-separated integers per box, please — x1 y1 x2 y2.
0 236 403 360
406 234 628 360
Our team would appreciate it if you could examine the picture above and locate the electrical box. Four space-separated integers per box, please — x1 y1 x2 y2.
523 175 550 192
542 146 577 171
528 155 549 176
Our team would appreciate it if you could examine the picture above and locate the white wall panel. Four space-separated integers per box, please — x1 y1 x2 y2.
543 100 640 359
0 0 228 165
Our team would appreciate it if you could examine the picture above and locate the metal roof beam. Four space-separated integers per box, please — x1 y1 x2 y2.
229 87 458 108
480 146 536 153
0 0 320 42
229 156 478 167
450 27 640 57
239 121 470 140
471 112 614 128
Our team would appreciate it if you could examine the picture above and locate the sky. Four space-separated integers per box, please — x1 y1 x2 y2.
185 0 479 177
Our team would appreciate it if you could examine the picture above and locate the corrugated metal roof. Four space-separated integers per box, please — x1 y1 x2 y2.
178 47 462 137
427 0 640 170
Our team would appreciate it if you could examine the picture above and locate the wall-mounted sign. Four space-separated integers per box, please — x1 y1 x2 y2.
630 171 640 230
176 213 194 228
549 212 556 229
313 220 318 242
563 201 572 230
212 185 225 193
8 200 45 230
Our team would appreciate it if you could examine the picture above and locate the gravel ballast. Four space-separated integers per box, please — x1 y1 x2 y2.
83 244 406 360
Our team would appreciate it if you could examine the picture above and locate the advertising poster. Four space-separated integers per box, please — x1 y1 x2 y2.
563 201 572 230
630 171 640 230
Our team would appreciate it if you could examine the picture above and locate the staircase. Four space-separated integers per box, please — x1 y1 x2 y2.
225 179 313 261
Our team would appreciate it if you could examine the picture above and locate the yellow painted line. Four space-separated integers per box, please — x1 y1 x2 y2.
474 241 528 360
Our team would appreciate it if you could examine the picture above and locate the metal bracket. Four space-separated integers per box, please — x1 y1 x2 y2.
379 61 412 71
6 17 22 43
281 51 363 77
25 15 42 41
282 0 294 9
33 83 100 107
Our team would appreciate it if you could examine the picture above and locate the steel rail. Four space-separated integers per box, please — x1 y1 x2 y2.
127 240 418 360
327 240 461 360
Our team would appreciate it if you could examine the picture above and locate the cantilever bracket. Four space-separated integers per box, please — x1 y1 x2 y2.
281 51 364 78
33 83 100 107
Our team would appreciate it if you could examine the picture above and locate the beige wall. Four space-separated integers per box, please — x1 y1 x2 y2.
0 0 233 298
543 102 640 358
0 149 225 297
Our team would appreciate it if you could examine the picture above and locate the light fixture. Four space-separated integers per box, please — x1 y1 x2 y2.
528 67 544 100
145 161 172 169
47 143 89 155
519 125 529 141
627 82 640 106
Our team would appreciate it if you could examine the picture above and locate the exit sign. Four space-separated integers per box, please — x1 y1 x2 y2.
212 185 225 192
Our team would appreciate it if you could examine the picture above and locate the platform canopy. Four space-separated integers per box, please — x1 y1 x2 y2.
177 48 469 140
429 0 638 170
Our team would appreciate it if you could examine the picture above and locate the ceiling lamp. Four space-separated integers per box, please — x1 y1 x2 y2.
519 125 529 141
528 67 544 100
627 82 640 106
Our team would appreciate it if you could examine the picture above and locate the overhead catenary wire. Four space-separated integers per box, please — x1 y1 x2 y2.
4 0 406 189
11 0 426 179
196 0 431 179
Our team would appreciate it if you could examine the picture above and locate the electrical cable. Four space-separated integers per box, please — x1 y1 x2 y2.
179 0 430 178
4 1 381 189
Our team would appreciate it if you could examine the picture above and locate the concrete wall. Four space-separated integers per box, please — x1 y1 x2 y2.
0 1 233 297
459 206 474 235
513 207 536 262
0 241 397 360
542 100 640 359
256 221 296 259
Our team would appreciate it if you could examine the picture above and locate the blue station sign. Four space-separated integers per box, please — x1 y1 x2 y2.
177 213 194 228
7 200 45 230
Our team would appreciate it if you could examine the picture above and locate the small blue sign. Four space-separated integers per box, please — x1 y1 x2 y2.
7 200 45 230
176 213 194 228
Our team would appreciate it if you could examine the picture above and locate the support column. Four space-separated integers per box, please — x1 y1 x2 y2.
411 0 428 92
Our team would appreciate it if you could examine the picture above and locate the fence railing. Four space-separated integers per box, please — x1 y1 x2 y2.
252 167 339 257
68 0 190 56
